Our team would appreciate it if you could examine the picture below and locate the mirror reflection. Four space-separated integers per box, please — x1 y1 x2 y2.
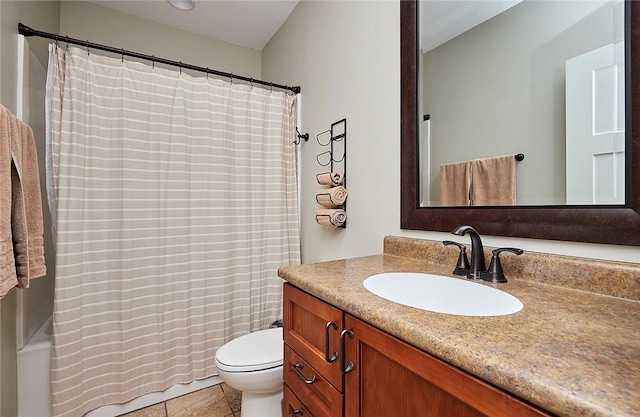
419 0 625 207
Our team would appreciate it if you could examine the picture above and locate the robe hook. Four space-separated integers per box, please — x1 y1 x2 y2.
295 127 309 145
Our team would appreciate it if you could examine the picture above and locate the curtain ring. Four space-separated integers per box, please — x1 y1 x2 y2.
230 73 233 84
270 82 273 92
65 35 69 49
55 34 59 47
250 78 254 88
121 48 124 63
206 68 209 79
151 55 155 69
179 61 182 74
86 40 90 56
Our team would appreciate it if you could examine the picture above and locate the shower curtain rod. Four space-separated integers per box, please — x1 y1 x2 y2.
18 23 301 94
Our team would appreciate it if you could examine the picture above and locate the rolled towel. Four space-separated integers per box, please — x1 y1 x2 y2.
316 172 344 186
316 186 348 208
315 208 347 229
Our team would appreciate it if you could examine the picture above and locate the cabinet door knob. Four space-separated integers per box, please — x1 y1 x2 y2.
340 329 355 374
324 321 339 363
292 362 317 384
291 409 304 416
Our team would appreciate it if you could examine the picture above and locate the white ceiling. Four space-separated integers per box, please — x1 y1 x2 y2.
85 0 522 53
420 0 523 53
86 0 300 50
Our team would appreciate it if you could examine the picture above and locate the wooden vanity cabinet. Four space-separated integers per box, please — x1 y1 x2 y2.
283 283 552 417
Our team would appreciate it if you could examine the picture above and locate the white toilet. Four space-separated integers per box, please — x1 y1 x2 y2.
215 327 283 417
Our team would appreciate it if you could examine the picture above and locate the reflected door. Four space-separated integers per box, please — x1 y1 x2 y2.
566 42 625 205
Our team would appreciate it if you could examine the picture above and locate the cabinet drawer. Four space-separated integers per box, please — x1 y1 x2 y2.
283 283 344 390
285 344 343 417
284 385 315 417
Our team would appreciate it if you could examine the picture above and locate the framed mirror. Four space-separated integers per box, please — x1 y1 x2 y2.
400 0 640 245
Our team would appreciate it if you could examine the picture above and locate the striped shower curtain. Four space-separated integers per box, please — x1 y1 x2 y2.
46 45 300 417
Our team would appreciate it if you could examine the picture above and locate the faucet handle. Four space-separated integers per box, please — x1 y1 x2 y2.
479 247 524 283
443 241 470 276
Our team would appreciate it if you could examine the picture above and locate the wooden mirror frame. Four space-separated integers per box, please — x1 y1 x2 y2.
400 0 640 246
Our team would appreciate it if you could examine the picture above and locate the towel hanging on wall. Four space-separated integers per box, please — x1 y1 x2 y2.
0 105 47 299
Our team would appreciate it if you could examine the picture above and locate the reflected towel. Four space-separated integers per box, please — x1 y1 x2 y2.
315 208 347 229
439 161 471 206
316 172 344 186
471 155 516 206
316 186 348 208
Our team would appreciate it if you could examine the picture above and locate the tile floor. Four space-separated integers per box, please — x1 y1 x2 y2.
118 383 241 417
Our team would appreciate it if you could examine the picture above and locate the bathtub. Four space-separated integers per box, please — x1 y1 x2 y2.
17 316 222 417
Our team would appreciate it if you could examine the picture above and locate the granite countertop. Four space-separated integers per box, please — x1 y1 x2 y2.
278 246 640 417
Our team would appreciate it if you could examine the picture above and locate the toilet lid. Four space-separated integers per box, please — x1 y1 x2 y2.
215 327 283 372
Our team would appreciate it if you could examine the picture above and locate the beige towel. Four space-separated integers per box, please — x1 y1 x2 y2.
1 105 46 297
439 161 471 206
316 172 344 186
0 107 18 298
316 186 348 208
315 208 347 230
470 155 516 206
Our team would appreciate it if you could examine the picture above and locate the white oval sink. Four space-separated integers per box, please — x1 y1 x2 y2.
363 272 523 316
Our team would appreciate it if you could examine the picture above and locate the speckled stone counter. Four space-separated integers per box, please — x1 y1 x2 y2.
277 236 640 417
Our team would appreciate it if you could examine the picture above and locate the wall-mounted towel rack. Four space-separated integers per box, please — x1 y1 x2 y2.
315 118 347 229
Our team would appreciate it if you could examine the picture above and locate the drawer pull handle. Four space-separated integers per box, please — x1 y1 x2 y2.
291 409 304 416
340 329 355 374
324 321 339 363
292 362 317 384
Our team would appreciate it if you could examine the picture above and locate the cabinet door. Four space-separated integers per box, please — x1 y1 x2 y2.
283 283 344 390
344 315 551 417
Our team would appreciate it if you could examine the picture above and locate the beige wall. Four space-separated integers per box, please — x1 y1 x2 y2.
262 0 639 264
60 1 262 79
262 0 402 263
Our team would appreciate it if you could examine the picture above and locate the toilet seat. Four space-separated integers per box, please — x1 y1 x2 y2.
215 327 283 372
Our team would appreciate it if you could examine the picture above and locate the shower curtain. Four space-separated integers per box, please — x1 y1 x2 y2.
46 45 300 417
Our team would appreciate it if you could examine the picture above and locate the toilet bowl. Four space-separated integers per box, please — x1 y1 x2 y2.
215 327 283 417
